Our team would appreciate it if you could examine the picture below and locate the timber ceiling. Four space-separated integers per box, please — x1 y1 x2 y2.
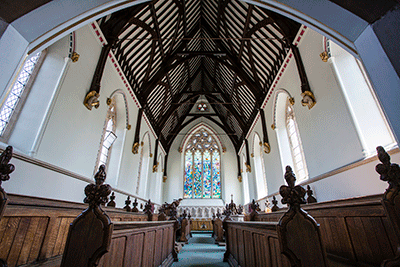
96 0 300 152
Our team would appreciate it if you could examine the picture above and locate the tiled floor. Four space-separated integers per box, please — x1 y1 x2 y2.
172 232 229 267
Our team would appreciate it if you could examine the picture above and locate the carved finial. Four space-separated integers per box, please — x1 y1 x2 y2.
250 199 259 212
216 210 222 219
84 165 111 206
182 209 187 218
0 146 15 186
212 212 216 220
123 196 131 212
144 199 153 218
271 196 279 212
132 198 139 212
376 146 400 205
280 166 306 207
188 212 191 220
237 204 243 215
169 202 177 220
106 192 116 207
306 185 317 204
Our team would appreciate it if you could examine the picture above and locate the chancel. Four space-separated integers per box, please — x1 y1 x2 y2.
0 0 399 266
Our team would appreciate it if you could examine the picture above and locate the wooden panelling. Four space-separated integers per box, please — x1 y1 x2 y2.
99 221 175 267
254 194 396 266
0 194 149 267
191 219 212 231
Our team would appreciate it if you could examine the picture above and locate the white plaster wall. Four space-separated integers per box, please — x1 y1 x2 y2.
163 119 242 205
2 24 159 206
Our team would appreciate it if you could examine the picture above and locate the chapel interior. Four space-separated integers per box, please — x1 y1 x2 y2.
0 0 399 266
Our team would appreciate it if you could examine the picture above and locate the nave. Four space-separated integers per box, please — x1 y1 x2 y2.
172 232 228 267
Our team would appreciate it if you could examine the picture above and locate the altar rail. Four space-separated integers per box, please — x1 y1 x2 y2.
254 194 397 266
0 194 148 267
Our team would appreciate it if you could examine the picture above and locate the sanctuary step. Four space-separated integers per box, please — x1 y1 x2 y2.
172 232 229 267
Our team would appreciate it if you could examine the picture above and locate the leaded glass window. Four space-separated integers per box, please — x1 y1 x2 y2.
184 128 221 198
0 51 46 139
285 98 308 182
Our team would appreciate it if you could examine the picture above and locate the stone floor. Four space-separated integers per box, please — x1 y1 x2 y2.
172 232 229 267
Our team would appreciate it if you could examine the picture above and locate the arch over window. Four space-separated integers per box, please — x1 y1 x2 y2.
184 128 221 199
95 97 117 172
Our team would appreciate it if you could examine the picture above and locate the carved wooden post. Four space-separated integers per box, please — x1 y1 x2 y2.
179 210 189 243
222 208 232 262
259 109 271 153
277 166 327 266
376 146 400 266
0 146 15 267
61 165 113 267
158 205 167 221
144 199 154 221
0 146 15 220
106 192 116 207
271 195 279 212
306 185 317 204
169 203 179 261
123 196 131 212
132 198 139 212
249 199 259 221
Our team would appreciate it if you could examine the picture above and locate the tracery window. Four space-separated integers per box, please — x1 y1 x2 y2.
285 98 308 182
95 98 117 172
184 128 221 199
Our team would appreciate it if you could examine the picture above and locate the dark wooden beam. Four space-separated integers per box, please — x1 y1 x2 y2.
132 108 143 154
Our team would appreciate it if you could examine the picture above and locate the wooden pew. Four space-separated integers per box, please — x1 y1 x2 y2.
60 165 176 267
224 166 328 267
178 211 191 243
98 221 175 267
251 147 400 267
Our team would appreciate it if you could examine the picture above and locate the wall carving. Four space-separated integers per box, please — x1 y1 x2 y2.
177 206 224 219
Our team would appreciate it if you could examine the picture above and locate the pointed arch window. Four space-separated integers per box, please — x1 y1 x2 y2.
95 98 117 172
285 99 308 182
184 128 221 199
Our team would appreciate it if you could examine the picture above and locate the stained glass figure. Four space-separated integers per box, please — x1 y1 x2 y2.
183 128 221 198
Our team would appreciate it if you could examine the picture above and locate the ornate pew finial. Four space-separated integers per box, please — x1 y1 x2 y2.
123 196 131 212
106 192 116 207
306 185 317 204
144 199 153 220
376 146 400 191
280 166 306 208
84 165 111 207
0 146 15 186
271 196 279 212
132 198 139 212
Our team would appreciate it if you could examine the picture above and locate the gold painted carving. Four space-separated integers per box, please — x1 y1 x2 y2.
141 141 144 146
222 147 226 153
289 97 295 106
251 153 254 158
132 142 139 154
178 147 182 153
83 91 100 110
127 124 131 130
264 142 271 154
238 176 242 183
301 91 316 110
246 163 251 173
71 52 80 63
150 153 153 158
271 124 276 130
152 162 159 173
163 176 167 183
319 51 329 62
106 97 112 105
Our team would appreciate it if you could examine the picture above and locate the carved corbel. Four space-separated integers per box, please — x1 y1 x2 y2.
71 52 80 63
238 175 242 183
152 161 159 173
259 109 271 154
319 51 329 62
132 142 140 154
83 91 100 110
245 162 251 173
301 90 316 110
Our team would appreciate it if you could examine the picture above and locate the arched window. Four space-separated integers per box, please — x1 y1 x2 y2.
0 51 46 141
95 98 117 172
253 133 268 198
285 98 308 182
184 128 221 199
242 153 250 204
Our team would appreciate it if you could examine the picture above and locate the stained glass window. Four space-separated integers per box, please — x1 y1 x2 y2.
184 128 221 198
